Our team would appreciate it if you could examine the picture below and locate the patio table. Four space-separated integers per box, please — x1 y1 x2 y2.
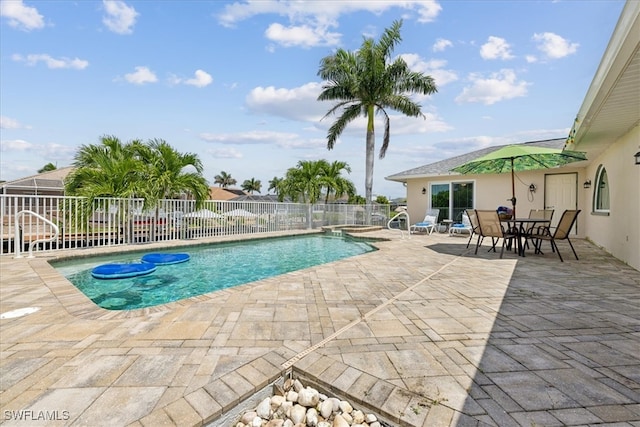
501 218 551 257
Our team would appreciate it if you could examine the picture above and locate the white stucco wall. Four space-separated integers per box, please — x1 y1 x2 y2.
580 125 640 270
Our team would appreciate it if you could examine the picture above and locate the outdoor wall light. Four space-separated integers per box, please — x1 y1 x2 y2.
421 187 426 195
635 151 640 165
583 179 592 189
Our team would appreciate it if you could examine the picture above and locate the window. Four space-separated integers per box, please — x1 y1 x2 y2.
430 181 474 222
593 165 610 213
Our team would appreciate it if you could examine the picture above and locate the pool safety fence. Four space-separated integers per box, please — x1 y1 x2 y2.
0 195 390 257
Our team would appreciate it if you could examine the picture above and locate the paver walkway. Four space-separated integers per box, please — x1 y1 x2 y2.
1 230 638 426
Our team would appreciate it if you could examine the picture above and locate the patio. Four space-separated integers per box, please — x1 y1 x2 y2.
1 230 638 426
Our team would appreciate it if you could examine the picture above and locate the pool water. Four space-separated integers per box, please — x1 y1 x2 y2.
52 234 377 310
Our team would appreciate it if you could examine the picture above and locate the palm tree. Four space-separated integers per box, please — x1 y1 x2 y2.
214 171 237 188
38 162 57 173
280 160 326 203
317 19 437 209
268 176 282 195
241 178 261 194
65 135 145 202
319 160 355 204
135 139 209 208
66 135 209 208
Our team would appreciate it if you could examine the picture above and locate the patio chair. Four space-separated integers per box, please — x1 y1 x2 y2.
449 211 473 237
533 209 581 262
464 209 480 249
410 209 439 234
474 210 517 258
524 209 554 249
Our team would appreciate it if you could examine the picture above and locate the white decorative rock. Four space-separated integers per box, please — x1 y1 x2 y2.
341 412 353 424
306 408 319 426
286 390 299 402
271 395 285 408
318 422 331 427
290 404 306 425
365 414 378 423
352 409 365 424
328 397 340 412
257 397 272 419
283 420 294 427
266 420 284 427
320 399 334 419
251 416 262 427
298 387 320 407
293 379 304 392
241 411 257 424
332 414 350 427
338 400 353 414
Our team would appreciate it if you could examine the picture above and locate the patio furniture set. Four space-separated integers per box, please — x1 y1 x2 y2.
411 208 581 262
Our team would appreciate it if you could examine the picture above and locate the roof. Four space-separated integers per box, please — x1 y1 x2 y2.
208 187 247 200
385 138 566 182
567 0 640 158
230 194 285 202
1 166 74 192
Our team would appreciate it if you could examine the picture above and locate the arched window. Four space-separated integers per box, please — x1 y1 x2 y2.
593 165 610 213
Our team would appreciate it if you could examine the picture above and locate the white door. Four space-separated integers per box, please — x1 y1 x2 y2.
544 173 578 234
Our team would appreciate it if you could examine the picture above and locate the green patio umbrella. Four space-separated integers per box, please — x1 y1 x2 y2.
451 145 587 218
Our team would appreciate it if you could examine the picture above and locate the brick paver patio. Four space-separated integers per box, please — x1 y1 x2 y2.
1 230 638 426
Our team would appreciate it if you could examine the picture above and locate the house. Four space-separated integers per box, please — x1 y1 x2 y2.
0 166 74 196
208 187 247 200
386 0 639 270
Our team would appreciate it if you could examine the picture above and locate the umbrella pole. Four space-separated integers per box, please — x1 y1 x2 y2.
510 158 516 218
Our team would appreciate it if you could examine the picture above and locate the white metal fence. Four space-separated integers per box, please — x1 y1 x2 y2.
0 195 390 256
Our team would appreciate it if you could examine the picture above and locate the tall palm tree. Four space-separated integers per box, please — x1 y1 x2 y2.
268 176 282 195
214 171 237 188
317 19 437 209
241 178 261 194
319 160 355 204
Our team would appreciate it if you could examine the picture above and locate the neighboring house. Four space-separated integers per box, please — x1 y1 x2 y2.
0 166 74 196
386 0 639 270
208 187 247 201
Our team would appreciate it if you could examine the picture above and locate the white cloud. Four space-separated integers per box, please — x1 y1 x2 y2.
480 36 514 60
400 54 458 87
219 1 442 27
533 32 578 59
102 0 138 35
11 53 89 70
207 147 243 159
455 69 530 105
182 69 213 87
0 116 28 129
218 1 441 49
246 82 326 122
265 23 341 48
432 38 452 52
0 0 44 31
0 139 34 152
123 66 157 84
525 55 538 63
200 130 302 147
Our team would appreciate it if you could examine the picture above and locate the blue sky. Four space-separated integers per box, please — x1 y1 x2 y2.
0 0 625 198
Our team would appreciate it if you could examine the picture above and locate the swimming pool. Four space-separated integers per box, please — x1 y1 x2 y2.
52 234 377 310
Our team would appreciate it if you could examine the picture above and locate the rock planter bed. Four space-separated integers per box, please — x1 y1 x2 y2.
233 377 392 427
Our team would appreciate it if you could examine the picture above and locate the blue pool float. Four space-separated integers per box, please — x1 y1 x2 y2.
141 253 190 265
92 263 157 279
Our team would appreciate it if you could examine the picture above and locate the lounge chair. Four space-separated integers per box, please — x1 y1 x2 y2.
533 209 581 262
474 210 517 258
449 212 473 237
410 209 439 234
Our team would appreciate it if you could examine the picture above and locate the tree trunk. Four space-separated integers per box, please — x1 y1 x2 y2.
364 107 375 225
